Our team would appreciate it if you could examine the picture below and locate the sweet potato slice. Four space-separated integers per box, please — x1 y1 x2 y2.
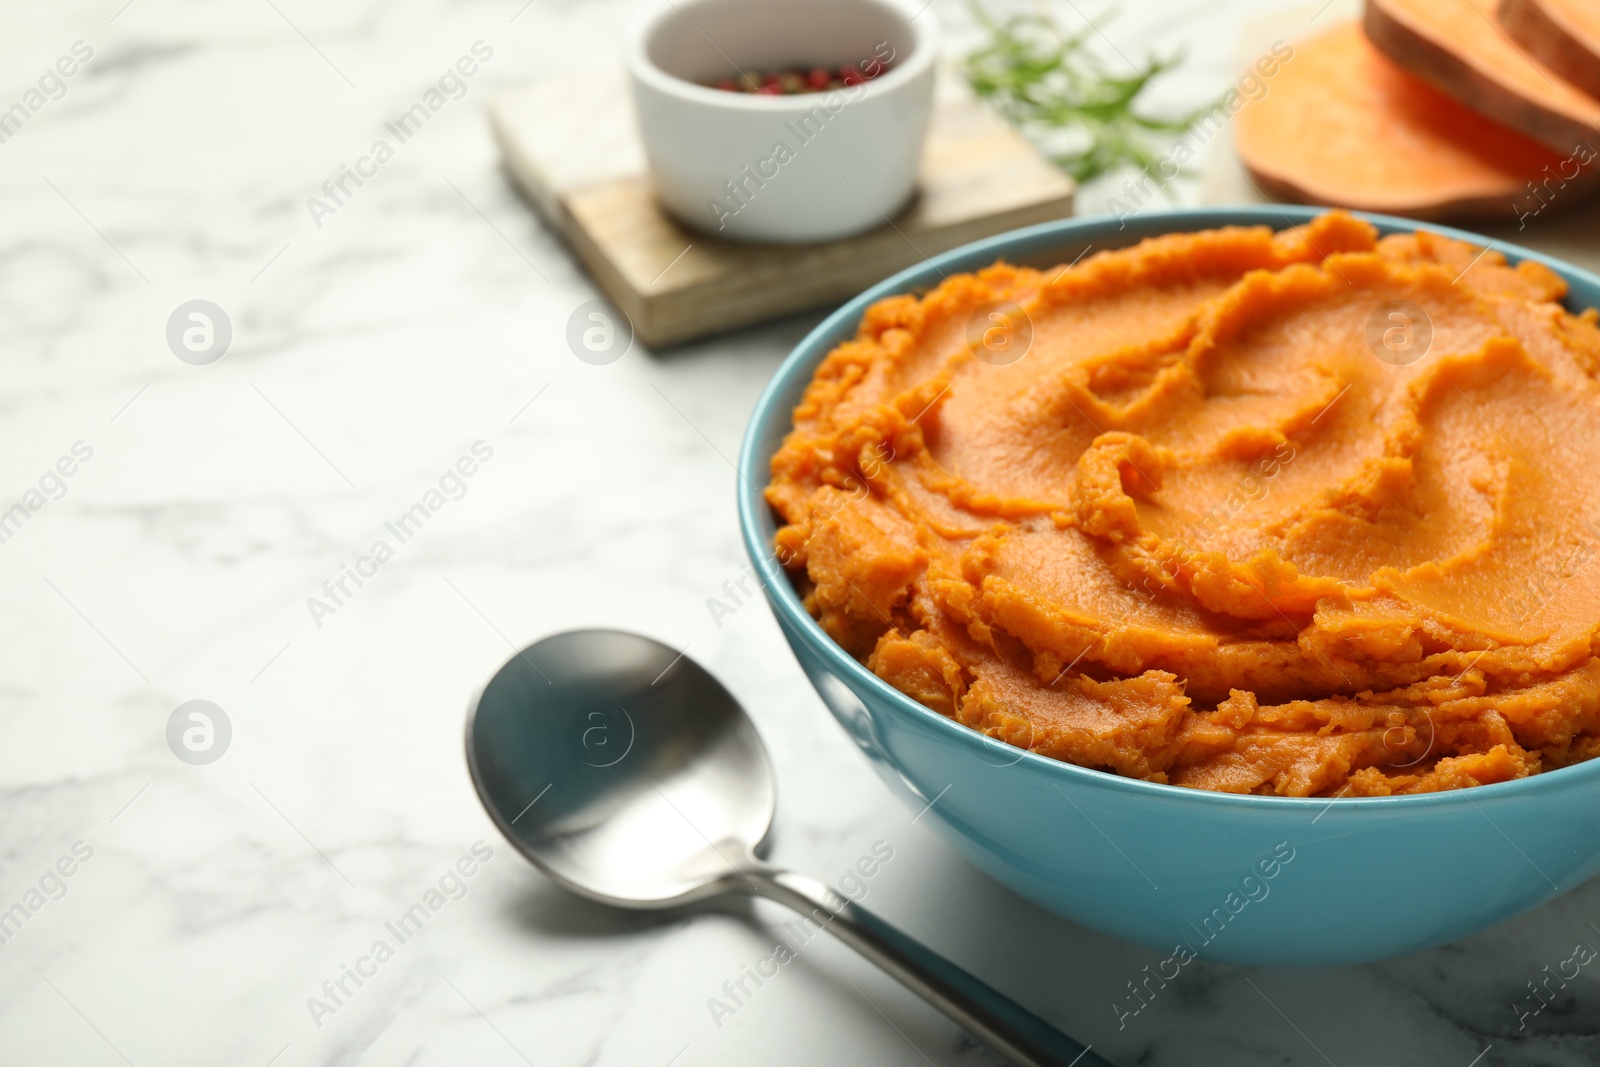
1365 0 1600 153
1501 0 1600 101
1235 23 1592 220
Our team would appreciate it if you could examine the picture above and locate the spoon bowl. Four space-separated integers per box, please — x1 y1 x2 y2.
466 629 775 908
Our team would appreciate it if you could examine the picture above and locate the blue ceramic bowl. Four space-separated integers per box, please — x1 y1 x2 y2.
736 206 1600 966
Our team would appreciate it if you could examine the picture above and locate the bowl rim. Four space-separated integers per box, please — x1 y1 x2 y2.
736 203 1600 812
623 0 939 111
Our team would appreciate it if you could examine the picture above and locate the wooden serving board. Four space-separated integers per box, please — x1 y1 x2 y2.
489 69 1076 348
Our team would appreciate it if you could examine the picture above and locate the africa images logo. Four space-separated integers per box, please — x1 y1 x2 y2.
305 42 495 229
305 442 494 628
305 841 494 1029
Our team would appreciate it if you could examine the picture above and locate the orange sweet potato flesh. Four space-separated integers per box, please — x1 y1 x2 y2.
767 212 1600 797
1236 23 1589 220
1501 0 1600 101
1365 0 1600 153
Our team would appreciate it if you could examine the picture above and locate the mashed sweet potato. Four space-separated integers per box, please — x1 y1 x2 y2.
766 212 1600 796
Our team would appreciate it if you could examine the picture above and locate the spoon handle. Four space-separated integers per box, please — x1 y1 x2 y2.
741 865 1110 1067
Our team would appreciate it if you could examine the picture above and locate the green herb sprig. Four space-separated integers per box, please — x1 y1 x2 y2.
962 1 1214 187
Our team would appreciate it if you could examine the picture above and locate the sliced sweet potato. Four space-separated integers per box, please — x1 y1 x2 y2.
1501 0 1600 101
1235 23 1593 220
1365 0 1600 153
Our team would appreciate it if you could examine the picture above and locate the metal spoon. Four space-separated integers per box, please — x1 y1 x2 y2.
464 628 1107 1067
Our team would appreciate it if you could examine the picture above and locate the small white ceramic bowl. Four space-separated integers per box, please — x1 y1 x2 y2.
624 0 939 244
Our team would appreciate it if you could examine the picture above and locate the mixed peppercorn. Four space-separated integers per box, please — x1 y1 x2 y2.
706 60 892 95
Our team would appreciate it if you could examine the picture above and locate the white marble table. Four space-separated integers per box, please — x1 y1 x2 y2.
3 1 1598 1065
